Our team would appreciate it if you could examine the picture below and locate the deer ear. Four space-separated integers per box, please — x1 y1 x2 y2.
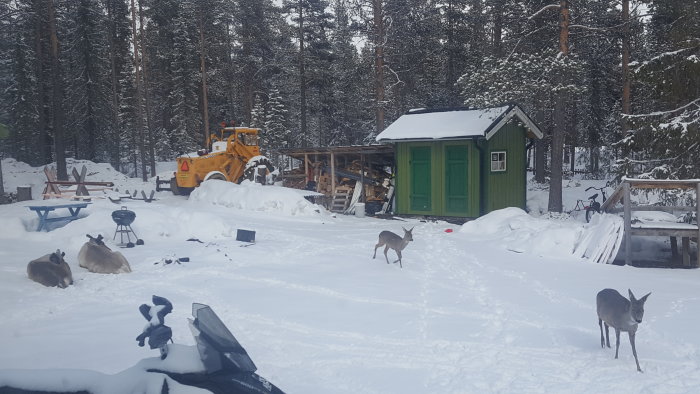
640 292 651 302
628 289 636 301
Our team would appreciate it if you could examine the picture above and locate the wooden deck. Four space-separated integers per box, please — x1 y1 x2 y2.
602 179 700 267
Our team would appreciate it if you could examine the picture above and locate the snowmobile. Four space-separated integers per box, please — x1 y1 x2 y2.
144 298 285 393
0 296 285 394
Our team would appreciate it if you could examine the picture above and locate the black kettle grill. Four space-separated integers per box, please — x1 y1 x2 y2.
112 206 143 247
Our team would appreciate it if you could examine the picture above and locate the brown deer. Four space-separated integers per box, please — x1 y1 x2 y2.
27 250 73 288
78 234 132 274
373 227 414 268
597 288 651 372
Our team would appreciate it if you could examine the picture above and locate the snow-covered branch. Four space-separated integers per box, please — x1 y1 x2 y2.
623 98 700 118
528 4 560 20
569 24 610 33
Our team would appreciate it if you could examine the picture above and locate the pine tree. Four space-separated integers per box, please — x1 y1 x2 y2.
283 0 334 147
327 0 364 146
621 1 700 179
62 0 111 162
105 0 132 172
263 88 291 163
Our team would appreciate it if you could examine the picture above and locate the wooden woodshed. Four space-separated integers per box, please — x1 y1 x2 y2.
375 104 543 218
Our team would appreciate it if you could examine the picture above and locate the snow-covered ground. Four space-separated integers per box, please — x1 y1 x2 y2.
1 159 699 393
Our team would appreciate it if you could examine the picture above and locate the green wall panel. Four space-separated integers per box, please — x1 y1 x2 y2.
483 122 527 213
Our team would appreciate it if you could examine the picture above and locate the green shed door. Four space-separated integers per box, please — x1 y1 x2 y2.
445 145 467 213
445 145 468 213
410 146 431 211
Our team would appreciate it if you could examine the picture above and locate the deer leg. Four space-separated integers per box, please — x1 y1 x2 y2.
384 245 390 264
395 250 402 268
599 319 605 348
373 242 383 259
629 332 642 373
604 322 611 348
614 328 621 359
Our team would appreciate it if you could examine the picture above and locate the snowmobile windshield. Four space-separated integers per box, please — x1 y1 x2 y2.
190 303 257 373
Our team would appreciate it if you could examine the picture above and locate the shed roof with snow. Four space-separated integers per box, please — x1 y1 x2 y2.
375 104 543 143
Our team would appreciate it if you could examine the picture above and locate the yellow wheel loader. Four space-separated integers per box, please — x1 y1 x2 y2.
168 123 275 195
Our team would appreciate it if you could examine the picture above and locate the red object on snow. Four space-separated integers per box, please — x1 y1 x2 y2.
444 229 453 233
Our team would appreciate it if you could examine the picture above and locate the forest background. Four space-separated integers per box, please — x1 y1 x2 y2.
0 0 697 212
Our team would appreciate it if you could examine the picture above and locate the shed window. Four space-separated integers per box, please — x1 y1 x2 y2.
491 151 506 172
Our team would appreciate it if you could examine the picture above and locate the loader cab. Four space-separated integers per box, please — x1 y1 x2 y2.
237 129 259 146
216 126 259 146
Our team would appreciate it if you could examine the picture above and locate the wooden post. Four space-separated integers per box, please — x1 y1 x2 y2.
624 182 632 266
682 237 690 267
331 150 336 197
360 153 365 203
696 182 700 267
304 153 309 184
671 236 678 260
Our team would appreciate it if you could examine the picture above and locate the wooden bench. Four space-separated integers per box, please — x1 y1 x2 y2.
27 202 91 231
42 165 113 199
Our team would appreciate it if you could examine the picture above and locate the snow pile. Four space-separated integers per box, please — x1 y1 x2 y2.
459 207 623 264
459 207 583 257
188 179 327 217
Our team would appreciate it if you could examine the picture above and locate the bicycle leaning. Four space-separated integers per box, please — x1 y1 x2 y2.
571 186 608 223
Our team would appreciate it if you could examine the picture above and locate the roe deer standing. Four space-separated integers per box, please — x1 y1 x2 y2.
596 288 651 372
373 227 413 268
27 249 73 288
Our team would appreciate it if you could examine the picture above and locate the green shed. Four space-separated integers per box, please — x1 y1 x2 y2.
376 104 543 218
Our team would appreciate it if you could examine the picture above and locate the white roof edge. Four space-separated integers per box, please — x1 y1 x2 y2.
484 105 544 140
376 136 481 143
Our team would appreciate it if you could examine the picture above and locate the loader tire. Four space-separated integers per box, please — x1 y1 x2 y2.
239 157 275 184
170 177 193 196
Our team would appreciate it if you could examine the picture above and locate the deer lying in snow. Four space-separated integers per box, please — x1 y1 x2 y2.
373 227 414 268
78 234 132 274
27 250 73 288
597 288 651 372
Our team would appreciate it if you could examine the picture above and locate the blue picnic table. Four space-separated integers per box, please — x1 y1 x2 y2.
27 202 91 231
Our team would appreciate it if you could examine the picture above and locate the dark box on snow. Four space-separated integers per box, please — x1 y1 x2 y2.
236 229 256 243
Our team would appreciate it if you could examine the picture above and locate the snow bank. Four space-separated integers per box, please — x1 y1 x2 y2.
188 180 327 217
0 344 210 394
459 207 583 258
458 207 623 265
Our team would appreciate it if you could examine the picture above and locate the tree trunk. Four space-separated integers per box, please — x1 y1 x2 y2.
107 0 121 171
492 0 504 57
107 0 121 172
445 0 457 105
130 0 147 181
534 98 546 183
569 99 577 174
33 0 50 166
47 0 67 180
373 0 385 134
0 153 4 195
197 6 210 149
298 1 307 146
548 0 569 213
621 0 631 147
138 0 156 176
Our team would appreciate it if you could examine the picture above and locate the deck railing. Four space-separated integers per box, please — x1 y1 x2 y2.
602 179 700 267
